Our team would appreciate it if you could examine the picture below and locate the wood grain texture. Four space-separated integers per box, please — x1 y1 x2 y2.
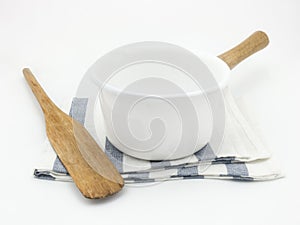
23 68 124 199
218 31 269 69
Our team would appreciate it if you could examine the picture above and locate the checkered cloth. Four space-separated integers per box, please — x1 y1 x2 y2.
34 89 283 183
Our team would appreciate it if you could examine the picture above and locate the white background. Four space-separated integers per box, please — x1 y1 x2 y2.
1 0 299 224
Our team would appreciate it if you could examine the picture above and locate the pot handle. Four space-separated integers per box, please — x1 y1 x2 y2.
218 31 269 70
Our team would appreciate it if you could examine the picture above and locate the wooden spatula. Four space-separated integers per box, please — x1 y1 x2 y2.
23 68 124 199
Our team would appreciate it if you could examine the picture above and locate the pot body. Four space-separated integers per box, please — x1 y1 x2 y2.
95 51 230 160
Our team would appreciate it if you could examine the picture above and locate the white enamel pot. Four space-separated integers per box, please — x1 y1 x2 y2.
85 31 269 160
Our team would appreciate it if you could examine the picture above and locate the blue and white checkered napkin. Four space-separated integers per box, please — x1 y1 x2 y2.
34 89 283 183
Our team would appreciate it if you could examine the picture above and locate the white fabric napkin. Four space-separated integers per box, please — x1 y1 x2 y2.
34 88 283 183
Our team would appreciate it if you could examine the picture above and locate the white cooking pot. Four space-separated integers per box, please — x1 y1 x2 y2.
79 31 269 160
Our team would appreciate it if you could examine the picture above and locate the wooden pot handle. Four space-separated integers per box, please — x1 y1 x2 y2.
218 31 269 69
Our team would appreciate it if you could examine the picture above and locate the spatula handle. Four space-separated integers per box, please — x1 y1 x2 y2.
23 68 57 115
218 31 269 69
